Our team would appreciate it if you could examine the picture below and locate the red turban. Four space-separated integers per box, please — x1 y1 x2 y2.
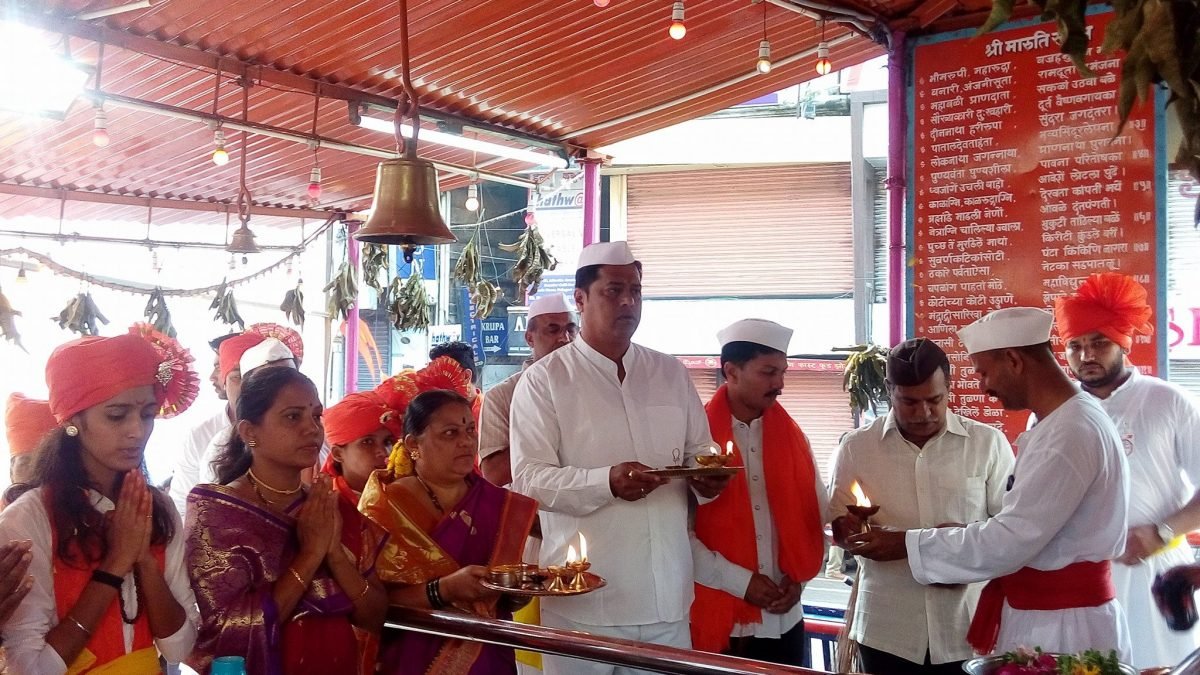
46 328 198 424
1054 272 1154 350
324 391 397 447
248 323 304 364
218 333 265 383
5 394 56 456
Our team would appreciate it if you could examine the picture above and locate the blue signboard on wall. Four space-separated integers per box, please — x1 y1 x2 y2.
395 246 437 280
459 287 485 365
480 318 508 357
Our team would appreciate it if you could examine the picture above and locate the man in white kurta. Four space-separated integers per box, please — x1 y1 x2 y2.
1056 273 1200 667
511 241 727 675
168 334 235 516
847 308 1131 661
829 338 1013 674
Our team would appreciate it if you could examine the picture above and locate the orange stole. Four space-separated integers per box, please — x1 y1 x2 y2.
691 385 826 653
49 525 165 669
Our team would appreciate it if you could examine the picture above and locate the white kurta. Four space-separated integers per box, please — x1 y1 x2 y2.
1094 370 1200 668
479 364 528 462
690 415 828 639
0 487 200 675
195 424 233 486
905 393 1131 660
169 407 229 517
510 337 713 627
828 412 1014 664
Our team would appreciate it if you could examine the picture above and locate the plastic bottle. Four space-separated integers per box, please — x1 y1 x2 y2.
210 656 248 675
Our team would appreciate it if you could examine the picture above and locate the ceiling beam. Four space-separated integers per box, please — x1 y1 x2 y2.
15 9 575 156
0 182 337 220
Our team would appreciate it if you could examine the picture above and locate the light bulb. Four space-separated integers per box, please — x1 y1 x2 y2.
756 39 772 74
815 42 832 75
594 0 609 6
465 183 479 212
306 166 322 202
669 1 685 39
212 129 229 166
92 108 110 147
524 211 537 226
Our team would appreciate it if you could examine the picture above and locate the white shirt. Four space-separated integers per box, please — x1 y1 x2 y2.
478 363 530 462
510 337 714 627
828 411 1013 664
169 407 229 517
905 393 1131 659
1094 369 1200 667
691 415 829 638
0 487 199 674
196 425 234 486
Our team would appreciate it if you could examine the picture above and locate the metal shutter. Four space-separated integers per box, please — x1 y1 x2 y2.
777 371 857 484
1169 360 1200 399
355 308 392 391
1167 171 1200 293
689 369 719 405
871 163 889 304
625 165 854 298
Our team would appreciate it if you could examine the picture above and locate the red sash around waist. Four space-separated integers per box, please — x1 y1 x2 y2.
966 560 1115 655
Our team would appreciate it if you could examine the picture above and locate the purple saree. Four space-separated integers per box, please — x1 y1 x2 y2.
184 484 358 675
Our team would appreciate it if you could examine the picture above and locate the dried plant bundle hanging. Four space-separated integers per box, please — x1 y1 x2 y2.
362 243 390 300
452 224 483 287
280 281 306 327
470 280 502 319
324 262 358 322
388 269 431 332
143 287 176 338
835 344 889 414
55 293 109 336
500 225 557 303
0 287 24 351
209 280 245 330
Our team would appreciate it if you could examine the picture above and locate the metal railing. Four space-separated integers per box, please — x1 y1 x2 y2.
386 607 837 675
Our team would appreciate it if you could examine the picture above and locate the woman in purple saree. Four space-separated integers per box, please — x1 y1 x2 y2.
361 388 537 675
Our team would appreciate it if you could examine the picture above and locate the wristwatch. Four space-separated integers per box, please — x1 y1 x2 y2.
1157 522 1177 545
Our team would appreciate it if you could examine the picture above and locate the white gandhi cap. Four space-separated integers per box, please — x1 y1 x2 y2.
239 338 296 375
527 293 575 320
576 241 637 270
957 307 1054 355
717 318 793 355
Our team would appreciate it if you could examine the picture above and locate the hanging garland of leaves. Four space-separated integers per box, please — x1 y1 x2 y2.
388 268 431 332
361 243 390 305
143 287 176 338
280 281 306 327
55 293 110 336
452 224 483 287
500 224 558 303
978 0 1200 179
209 280 246 330
835 344 890 414
324 261 358 322
0 286 24 351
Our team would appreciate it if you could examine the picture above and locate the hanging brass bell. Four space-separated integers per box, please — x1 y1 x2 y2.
226 225 260 254
354 158 455 248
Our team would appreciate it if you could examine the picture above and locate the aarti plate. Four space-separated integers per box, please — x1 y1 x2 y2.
481 572 606 597
643 466 743 478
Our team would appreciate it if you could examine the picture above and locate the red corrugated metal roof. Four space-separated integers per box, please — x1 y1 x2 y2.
0 0 907 220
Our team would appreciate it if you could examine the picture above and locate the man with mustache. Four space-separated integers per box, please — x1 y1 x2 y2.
846 308 1131 662
1056 273 1200 668
689 319 827 666
828 337 1012 674
510 241 729 675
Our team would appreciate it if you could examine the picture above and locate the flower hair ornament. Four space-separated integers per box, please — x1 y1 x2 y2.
127 323 199 418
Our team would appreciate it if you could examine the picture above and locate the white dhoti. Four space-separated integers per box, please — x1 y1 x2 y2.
1112 545 1199 668
994 599 1131 662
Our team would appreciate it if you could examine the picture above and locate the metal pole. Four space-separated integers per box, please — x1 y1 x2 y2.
886 30 907 347
582 159 602 246
344 221 361 394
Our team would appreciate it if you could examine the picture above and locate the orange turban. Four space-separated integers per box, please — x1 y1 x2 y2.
1054 272 1154 350
46 327 198 423
324 391 397 447
218 333 265 383
5 394 56 456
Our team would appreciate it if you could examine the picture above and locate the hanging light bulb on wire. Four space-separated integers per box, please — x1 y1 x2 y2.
464 181 480 212
212 127 229 166
668 1 686 39
594 0 610 6
814 20 832 75
92 105 110 147
755 2 771 74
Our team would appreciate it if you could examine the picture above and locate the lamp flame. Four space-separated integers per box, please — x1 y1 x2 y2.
567 545 578 564
579 533 587 562
850 481 872 508
725 441 734 456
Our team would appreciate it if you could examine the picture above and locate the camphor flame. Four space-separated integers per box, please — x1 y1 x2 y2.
850 481 872 508
725 441 734 456
567 545 578 564
579 533 588 562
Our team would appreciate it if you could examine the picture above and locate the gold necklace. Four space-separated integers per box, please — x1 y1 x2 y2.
247 468 302 495
414 473 445 514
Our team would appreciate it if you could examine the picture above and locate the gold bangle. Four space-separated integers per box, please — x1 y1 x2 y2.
352 581 372 603
287 566 307 589
64 614 91 637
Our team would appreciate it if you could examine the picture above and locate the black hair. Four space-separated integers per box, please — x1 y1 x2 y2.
211 367 316 485
1016 341 1057 362
886 338 951 387
208 332 239 352
574 261 643 292
429 341 477 381
404 390 471 438
720 341 784 368
6 427 175 568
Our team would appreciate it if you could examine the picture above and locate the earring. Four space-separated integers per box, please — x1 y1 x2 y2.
409 449 421 461
247 439 258 448
64 425 79 437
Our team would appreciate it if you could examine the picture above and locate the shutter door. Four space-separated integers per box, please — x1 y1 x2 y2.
689 368 719 406
1169 360 1200 399
355 309 393 391
625 164 853 298
777 371 856 484
1168 171 1200 292
871 163 889 304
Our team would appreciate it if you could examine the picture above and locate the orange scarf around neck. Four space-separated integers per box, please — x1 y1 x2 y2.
691 384 825 653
